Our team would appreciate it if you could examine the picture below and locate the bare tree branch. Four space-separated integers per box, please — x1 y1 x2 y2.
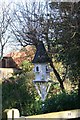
0 3 12 58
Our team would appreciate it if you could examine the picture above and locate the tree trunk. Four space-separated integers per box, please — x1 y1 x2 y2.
50 60 65 92
1 49 3 59
1 45 4 59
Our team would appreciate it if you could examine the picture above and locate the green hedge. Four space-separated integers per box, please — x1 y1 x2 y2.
43 92 80 114
2 61 80 115
2 78 80 116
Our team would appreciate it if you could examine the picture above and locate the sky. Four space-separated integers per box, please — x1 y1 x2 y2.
1 0 46 5
0 0 79 56
0 0 48 56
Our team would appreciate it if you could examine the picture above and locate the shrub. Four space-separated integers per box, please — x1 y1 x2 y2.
2 61 42 116
43 92 80 114
2 61 80 116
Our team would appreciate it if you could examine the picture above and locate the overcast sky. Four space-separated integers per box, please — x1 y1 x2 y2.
0 0 47 56
1 0 79 56
1 0 45 5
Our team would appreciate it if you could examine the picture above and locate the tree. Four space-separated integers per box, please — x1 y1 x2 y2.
0 2 12 59
11 1 67 92
49 2 80 94
2 61 39 116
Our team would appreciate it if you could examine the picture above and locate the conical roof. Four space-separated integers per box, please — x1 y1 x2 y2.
32 41 51 63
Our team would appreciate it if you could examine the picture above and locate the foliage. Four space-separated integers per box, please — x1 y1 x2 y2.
50 2 80 79
43 92 80 114
10 1 80 92
49 2 80 93
2 61 42 116
20 60 34 72
2 59 80 115
3 77 80 116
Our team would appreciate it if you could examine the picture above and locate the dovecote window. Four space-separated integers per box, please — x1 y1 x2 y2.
36 66 39 72
46 66 49 72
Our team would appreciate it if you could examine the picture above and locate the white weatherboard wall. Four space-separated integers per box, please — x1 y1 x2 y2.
0 68 17 80
34 63 51 81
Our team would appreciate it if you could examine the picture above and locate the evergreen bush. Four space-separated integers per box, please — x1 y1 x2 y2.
43 92 80 114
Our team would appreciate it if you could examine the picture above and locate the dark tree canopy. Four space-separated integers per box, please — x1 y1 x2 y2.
11 1 80 93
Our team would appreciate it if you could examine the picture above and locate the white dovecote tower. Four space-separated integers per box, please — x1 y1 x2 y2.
32 41 52 101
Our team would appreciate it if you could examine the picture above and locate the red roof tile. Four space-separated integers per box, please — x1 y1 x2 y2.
5 45 35 67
